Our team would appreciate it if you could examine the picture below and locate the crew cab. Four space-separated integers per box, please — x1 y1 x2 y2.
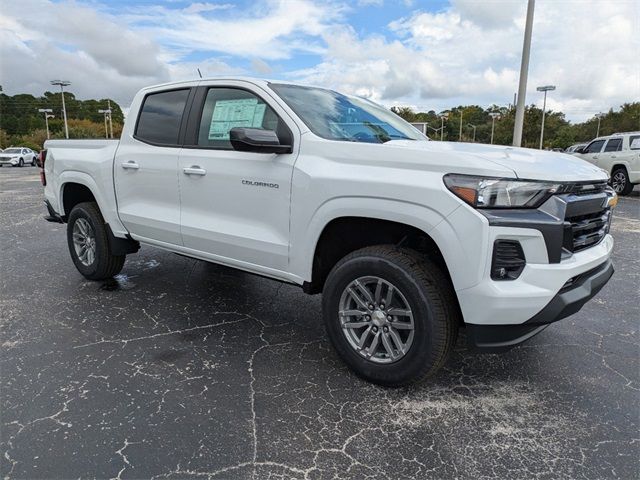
572 132 640 195
41 78 616 385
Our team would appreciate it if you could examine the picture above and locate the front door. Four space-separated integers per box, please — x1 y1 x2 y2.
114 88 191 245
178 85 298 273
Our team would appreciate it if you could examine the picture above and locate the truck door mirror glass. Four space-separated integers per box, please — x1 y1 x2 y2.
229 127 292 154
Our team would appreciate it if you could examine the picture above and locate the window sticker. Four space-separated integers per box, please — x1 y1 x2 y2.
208 98 267 140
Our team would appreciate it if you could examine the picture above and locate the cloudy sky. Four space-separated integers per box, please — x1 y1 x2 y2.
1 0 638 121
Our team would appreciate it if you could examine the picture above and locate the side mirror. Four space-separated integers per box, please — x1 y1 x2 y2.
574 147 585 154
229 128 292 154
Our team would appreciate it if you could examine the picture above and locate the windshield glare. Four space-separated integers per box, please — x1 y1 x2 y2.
270 84 426 144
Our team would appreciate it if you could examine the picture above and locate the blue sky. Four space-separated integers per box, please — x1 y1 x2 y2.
1 0 638 121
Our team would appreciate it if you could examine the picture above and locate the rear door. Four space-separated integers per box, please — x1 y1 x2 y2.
114 88 193 245
177 82 298 273
600 137 623 171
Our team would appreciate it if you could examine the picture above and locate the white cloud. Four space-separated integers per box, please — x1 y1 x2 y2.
0 0 637 122
291 0 639 121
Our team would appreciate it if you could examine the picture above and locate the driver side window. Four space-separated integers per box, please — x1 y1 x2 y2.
196 88 284 149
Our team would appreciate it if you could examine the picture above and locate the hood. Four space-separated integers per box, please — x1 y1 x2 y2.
386 140 608 182
0 154 18 159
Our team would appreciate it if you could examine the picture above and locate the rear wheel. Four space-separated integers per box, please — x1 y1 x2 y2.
322 245 459 386
611 167 633 196
67 202 126 280
31 157 37 166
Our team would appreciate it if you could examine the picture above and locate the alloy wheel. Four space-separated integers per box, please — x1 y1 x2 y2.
338 276 415 364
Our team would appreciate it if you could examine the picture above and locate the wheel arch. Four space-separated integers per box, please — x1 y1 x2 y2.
56 172 127 236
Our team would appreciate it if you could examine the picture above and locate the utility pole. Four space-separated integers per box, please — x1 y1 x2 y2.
489 112 500 144
98 109 111 138
440 113 448 141
467 123 477 142
51 80 71 139
107 100 114 138
459 109 464 141
513 0 535 147
595 112 604 137
38 108 54 139
537 85 556 149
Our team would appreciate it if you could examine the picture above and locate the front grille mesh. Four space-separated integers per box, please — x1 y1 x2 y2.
567 210 610 252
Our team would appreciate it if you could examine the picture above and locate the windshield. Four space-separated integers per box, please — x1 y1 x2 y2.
270 84 426 144
4 148 21 153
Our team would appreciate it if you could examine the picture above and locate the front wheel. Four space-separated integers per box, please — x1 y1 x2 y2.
611 167 634 196
18 158 24 167
67 202 126 280
322 246 459 386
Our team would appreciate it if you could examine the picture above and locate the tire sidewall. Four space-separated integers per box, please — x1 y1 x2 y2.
67 205 107 278
19 158 24 167
611 168 633 195
323 254 440 385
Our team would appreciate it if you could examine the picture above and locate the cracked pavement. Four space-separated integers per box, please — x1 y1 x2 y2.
1 168 638 479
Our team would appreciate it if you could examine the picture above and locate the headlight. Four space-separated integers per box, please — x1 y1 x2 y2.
443 174 560 208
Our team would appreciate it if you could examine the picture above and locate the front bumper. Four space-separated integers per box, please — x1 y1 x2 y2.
467 259 613 352
0 159 19 166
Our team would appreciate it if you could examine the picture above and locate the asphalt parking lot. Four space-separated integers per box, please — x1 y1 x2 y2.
1 167 638 479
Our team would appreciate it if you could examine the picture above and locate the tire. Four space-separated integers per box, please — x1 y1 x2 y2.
610 167 634 196
67 202 126 280
18 158 24 167
31 157 36 166
322 245 459 386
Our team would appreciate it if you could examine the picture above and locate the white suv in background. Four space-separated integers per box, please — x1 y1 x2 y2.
573 132 640 195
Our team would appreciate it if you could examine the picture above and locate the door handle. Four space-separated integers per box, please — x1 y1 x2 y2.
183 166 206 176
121 161 139 170
610 155 617 158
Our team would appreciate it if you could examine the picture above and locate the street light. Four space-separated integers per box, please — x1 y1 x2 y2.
513 0 536 147
489 112 500 144
98 108 112 139
467 123 477 142
440 113 448 141
50 80 71 139
595 112 604 137
536 85 556 149
38 108 54 139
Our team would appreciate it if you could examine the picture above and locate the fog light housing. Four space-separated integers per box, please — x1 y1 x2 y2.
491 240 526 280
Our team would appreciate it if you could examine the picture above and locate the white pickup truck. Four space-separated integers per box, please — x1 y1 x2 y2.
41 78 616 385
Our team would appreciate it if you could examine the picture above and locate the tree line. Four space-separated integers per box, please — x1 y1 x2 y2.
0 89 125 150
1 87 638 151
392 102 640 149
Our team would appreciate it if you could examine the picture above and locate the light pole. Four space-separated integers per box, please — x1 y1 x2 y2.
536 85 555 149
595 112 604 137
51 80 71 139
467 123 477 142
98 109 111 138
513 0 535 147
38 108 54 139
440 113 448 141
459 109 464 141
107 100 114 138
489 112 500 144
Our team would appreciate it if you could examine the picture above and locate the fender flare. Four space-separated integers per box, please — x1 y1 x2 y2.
57 171 128 237
290 196 460 283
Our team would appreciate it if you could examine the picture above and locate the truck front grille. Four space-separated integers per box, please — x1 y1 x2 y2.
566 209 610 253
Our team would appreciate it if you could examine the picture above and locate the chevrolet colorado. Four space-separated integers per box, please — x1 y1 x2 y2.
41 78 616 386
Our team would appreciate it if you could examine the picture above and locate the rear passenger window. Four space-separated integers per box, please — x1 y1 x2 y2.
630 135 640 150
196 88 285 149
584 140 605 153
135 89 190 146
604 138 622 152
